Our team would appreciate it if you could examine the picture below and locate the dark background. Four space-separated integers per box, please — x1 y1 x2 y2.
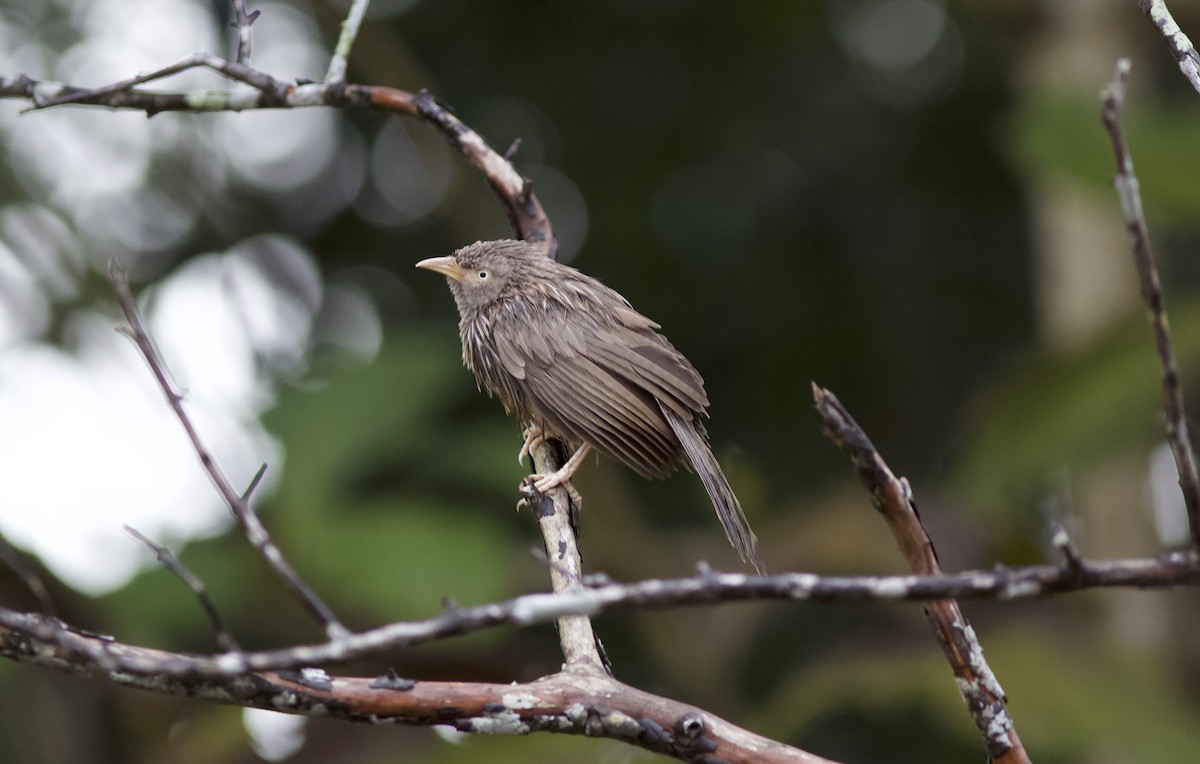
1 1 1200 762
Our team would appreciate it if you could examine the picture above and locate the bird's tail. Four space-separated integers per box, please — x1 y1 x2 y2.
661 405 765 574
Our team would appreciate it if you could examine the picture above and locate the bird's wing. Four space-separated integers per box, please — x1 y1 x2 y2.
491 302 685 478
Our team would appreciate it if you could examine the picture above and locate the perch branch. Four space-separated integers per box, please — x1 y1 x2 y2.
1101 59 1200 548
813 385 1029 764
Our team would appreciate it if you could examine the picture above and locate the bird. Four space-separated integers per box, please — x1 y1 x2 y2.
416 239 764 574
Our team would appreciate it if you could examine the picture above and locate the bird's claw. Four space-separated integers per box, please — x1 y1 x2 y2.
517 471 583 509
518 424 546 466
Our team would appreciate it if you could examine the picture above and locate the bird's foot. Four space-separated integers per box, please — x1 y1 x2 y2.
516 471 583 510
517 442 591 509
518 424 546 466
532 469 584 507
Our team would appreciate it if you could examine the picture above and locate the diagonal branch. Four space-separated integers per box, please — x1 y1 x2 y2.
1101 59 1200 549
109 263 349 641
813 385 1030 764
1136 0 1200 94
0 532 56 618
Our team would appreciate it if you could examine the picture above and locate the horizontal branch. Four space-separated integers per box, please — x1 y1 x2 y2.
0 627 832 764
3 552 1196 680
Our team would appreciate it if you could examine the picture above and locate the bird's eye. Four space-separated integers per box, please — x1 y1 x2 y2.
477 270 489 280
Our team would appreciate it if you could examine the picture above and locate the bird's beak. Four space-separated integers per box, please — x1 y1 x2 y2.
415 256 468 283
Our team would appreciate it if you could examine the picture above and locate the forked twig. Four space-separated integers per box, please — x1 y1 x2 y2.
125 526 241 653
109 262 349 641
230 0 260 66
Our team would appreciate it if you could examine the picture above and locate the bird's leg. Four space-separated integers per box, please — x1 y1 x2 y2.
531 442 591 506
518 423 546 466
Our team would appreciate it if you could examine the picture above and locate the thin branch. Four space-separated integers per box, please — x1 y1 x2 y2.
1101 59 1200 549
813 385 1030 764
109 263 349 641
2 553 1196 679
124 527 241 653
230 0 261 66
23 53 288 111
1137 0 1200 94
325 0 371 84
1051 523 1085 573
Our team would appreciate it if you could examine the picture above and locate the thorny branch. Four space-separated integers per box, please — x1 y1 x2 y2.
1101 59 1200 549
110 264 349 642
2 553 1198 678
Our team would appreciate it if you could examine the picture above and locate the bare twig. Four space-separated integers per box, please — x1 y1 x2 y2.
325 0 371 84
1101 59 1200 549
109 263 349 641
1051 524 1085 573
1136 0 1200 94
124 527 241 653
230 0 261 66
23 53 288 111
813 385 1030 764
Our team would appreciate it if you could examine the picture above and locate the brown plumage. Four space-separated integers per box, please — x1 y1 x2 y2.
417 239 764 573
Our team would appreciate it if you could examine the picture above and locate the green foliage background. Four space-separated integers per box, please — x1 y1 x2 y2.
2 2 1200 763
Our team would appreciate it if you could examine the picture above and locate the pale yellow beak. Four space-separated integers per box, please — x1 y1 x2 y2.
415 256 468 283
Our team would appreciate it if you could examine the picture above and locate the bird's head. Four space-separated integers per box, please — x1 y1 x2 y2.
416 240 538 314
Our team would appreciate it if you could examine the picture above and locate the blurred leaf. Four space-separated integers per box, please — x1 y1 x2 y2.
952 297 1200 517
260 325 526 618
1011 88 1200 221
759 615 1200 764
